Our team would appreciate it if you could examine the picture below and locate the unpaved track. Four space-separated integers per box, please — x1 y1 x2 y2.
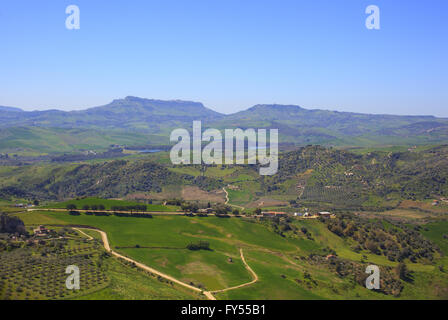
73 228 259 299
75 227 216 300
73 227 93 240
211 248 258 294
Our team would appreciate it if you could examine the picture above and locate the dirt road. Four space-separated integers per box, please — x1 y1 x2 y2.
75 227 216 300
211 248 258 294
73 227 259 300
223 187 245 211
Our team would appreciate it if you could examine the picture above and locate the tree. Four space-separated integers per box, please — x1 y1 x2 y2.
232 209 240 215
365 240 380 255
0 214 27 234
254 208 262 215
91 204 98 210
82 205 90 210
395 262 410 281
33 200 39 206
66 204 77 210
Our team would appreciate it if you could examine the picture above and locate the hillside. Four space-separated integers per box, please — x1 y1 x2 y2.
1 97 448 153
10 210 448 300
0 97 223 133
0 159 221 200
2 145 448 212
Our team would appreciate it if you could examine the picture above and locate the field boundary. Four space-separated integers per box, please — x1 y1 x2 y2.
74 227 217 300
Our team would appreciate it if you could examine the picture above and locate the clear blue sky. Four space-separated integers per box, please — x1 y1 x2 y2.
1 0 447 116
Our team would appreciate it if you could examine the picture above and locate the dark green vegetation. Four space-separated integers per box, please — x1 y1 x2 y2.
2 97 448 154
0 222 201 300
44 197 179 212
326 214 438 263
0 159 219 200
269 144 448 211
0 213 27 234
0 231 109 300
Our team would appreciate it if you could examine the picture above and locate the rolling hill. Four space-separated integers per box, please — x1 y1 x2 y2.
1 96 448 153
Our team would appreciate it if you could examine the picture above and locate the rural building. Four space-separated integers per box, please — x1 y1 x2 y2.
197 208 214 214
34 225 49 236
262 211 287 217
318 211 334 217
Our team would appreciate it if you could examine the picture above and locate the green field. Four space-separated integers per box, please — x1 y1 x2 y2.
13 209 448 300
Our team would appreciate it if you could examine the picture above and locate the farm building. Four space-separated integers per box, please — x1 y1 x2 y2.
34 225 49 236
318 211 335 218
197 208 214 214
262 211 287 217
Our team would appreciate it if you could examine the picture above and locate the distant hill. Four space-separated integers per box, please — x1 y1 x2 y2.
1 97 448 152
2 145 448 206
0 106 23 112
0 97 224 134
213 104 448 146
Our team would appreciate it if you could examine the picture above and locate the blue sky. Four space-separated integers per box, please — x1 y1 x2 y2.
0 0 447 116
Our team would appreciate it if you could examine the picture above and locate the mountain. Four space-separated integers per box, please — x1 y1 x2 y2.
0 97 224 133
0 106 23 112
214 104 448 146
1 97 448 152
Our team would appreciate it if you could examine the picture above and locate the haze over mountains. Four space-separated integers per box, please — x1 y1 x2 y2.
1 96 448 153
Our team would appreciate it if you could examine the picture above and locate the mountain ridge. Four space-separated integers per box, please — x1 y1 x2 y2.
1 96 448 151
1 97 444 118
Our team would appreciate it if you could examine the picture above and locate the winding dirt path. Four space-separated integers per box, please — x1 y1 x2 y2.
211 248 258 294
75 227 216 300
223 187 245 211
73 227 259 299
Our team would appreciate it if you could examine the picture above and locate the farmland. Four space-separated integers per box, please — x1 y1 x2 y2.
6 208 447 300
1 145 448 300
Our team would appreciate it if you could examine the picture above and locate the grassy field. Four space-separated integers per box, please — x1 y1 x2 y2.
13 209 448 299
421 220 448 255
75 255 203 300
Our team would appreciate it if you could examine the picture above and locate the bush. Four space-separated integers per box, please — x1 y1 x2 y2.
187 241 210 251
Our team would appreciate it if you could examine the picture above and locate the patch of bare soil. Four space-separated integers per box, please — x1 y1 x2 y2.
181 186 226 203
246 197 288 208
